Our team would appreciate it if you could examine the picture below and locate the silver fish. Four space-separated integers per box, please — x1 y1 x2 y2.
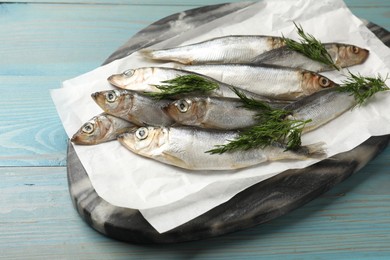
164 88 357 132
182 64 337 100
284 88 357 133
164 96 258 130
71 113 136 145
108 67 291 106
140 35 286 64
91 89 174 126
251 43 369 72
118 126 325 170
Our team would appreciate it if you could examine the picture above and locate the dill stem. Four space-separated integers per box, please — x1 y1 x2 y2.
283 22 339 70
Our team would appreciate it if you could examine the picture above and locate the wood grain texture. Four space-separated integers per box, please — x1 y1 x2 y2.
0 0 389 258
0 76 67 166
0 3 191 166
0 4 192 76
3 0 390 6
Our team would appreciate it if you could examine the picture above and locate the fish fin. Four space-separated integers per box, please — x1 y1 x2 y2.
251 46 291 64
161 151 191 170
298 142 327 159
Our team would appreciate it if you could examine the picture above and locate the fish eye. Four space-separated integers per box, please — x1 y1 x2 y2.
82 122 95 134
319 77 331 88
135 127 148 140
349 46 360 54
105 90 118 103
123 69 135 77
175 99 191 113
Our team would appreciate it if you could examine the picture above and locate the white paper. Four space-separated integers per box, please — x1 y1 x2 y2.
51 0 390 233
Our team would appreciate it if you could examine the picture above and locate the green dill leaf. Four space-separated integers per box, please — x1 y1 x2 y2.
231 87 273 111
206 89 312 154
206 118 311 154
338 71 389 106
283 22 339 70
232 87 291 121
285 119 311 150
145 74 219 99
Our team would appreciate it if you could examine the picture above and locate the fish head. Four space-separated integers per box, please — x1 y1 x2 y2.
71 114 112 145
301 72 338 95
91 89 134 115
329 44 369 68
163 98 207 126
118 126 168 155
107 68 153 89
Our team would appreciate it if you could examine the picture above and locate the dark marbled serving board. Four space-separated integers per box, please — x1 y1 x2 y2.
67 2 390 244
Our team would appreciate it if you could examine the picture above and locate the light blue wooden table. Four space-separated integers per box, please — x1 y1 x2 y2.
1 0 389 259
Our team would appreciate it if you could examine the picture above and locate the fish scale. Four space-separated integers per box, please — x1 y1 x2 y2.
108 67 291 106
118 126 325 170
140 35 286 64
251 43 369 72
182 63 336 100
164 96 259 130
164 88 358 133
284 88 357 132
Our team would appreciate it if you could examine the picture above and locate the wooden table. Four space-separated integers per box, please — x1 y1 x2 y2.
1 0 389 258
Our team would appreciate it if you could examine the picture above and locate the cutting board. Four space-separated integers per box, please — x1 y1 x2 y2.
67 2 390 243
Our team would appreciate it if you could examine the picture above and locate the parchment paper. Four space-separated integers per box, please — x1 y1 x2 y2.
51 0 390 233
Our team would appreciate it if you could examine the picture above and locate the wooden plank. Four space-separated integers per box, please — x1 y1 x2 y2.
3 0 390 7
0 76 68 166
0 4 192 166
0 167 112 258
0 0 247 5
0 4 192 76
1 159 389 258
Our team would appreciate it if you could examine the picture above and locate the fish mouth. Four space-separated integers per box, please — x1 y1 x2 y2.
117 133 126 140
90 92 106 108
91 92 99 102
360 48 370 63
70 135 82 144
107 75 118 86
117 132 136 150
71 133 92 145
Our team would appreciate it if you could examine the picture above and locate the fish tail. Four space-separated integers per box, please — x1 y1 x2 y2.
139 49 155 60
298 142 327 159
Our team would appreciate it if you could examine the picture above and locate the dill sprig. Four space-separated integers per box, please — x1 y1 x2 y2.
231 86 291 121
206 119 310 154
231 87 275 112
206 88 311 154
338 71 389 106
283 22 339 70
145 74 219 99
